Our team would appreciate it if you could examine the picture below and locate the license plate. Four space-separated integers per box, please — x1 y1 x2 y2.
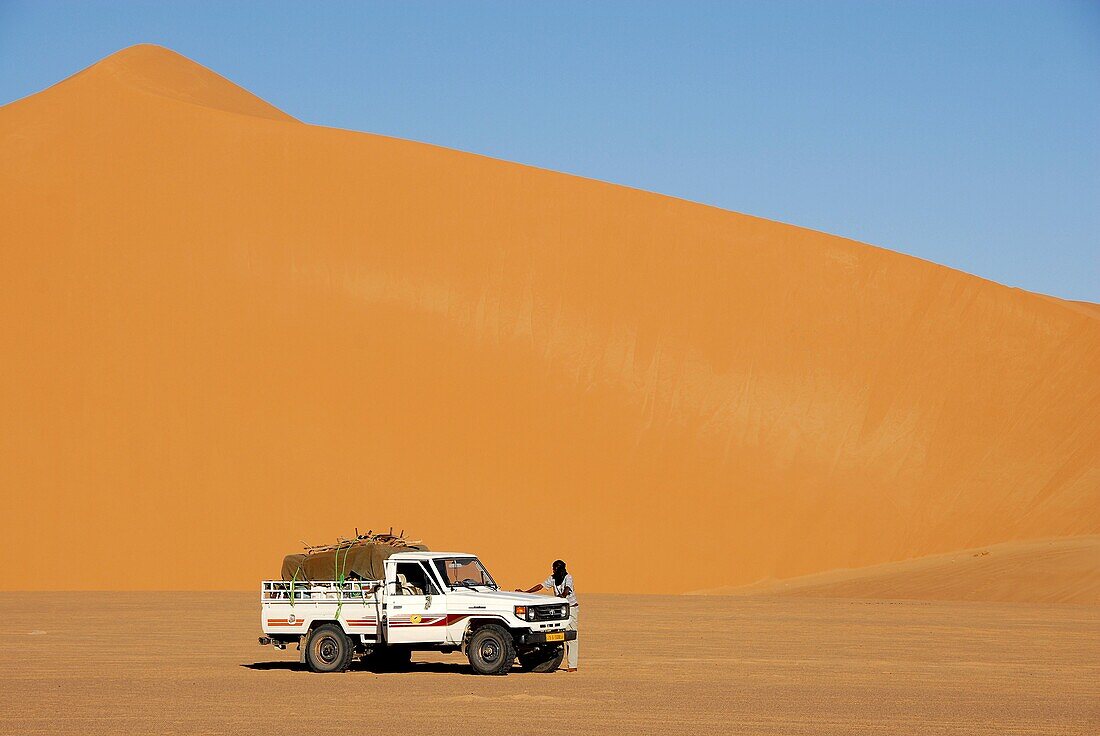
545 632 564 642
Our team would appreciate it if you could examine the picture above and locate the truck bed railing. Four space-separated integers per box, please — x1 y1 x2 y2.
261 579 383 602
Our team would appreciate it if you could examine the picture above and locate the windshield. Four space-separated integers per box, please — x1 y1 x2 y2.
433 557 498 589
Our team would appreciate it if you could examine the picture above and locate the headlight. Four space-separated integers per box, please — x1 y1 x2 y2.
513 605 526 618
561 604 569 618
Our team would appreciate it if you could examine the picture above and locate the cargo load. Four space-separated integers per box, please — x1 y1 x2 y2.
280 530 428 583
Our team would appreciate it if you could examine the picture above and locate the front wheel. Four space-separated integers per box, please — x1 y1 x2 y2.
517 644 564 673
467 624 515 675
305 623 353 673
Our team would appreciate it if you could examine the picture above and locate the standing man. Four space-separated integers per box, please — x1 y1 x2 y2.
517 559 579 672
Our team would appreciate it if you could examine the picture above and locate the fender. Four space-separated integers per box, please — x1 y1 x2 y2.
460 616 514 649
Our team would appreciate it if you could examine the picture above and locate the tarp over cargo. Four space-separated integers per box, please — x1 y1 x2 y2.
281 542 429 582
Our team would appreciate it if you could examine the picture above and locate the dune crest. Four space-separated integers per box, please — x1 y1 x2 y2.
689 536 1100 604
1 47 1097 593
24 43 297 122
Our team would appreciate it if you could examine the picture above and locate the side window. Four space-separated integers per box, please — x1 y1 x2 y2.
418 563 441 595
394 562 422 595
393 562 439 595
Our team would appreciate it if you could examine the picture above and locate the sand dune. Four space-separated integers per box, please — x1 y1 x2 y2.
691 536 1100 604
1 45 1098 593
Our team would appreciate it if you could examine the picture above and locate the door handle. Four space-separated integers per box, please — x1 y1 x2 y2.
393 606 403 609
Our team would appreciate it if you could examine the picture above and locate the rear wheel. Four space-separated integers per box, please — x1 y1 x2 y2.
305 623 353 673
517 644 564 673
467 624 515 675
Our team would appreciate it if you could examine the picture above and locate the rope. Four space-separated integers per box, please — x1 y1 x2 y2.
289 566 301 608
334 546 348 620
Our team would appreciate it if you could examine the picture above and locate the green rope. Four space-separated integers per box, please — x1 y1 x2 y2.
334 546 348 620
289 566 301 608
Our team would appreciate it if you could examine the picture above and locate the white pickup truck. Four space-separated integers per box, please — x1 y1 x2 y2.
258 550 575 675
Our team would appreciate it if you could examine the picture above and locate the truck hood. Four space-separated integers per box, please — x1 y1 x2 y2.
446 588 566 608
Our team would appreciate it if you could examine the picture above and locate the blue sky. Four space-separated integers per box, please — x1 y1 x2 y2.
2 1 1097 301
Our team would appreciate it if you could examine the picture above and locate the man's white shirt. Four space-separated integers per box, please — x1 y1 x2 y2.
543 573 578 606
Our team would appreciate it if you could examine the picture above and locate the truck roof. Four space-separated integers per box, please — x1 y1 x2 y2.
389 550 477 560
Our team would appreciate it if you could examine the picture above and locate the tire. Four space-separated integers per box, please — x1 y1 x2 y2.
467 624 515 675
517 644 564 673
305 623 353 673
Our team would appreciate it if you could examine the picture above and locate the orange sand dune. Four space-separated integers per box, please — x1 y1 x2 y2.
690 536 1100 604
1 46 1098 593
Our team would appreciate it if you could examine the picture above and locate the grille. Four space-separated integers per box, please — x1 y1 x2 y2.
531 604 567 621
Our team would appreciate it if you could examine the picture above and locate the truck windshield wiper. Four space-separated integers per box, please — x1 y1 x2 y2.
450 580 498 590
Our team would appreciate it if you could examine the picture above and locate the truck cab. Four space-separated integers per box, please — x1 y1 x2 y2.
259 551 575 675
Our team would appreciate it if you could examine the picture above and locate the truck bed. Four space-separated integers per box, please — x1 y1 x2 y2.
261 580 383 640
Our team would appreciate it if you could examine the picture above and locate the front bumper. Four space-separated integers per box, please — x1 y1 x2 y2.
518 630 577 645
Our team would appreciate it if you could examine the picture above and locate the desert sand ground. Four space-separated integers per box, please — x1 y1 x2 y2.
2 593 1096 735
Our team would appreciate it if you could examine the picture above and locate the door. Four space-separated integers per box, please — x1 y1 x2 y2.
385 560 447 645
